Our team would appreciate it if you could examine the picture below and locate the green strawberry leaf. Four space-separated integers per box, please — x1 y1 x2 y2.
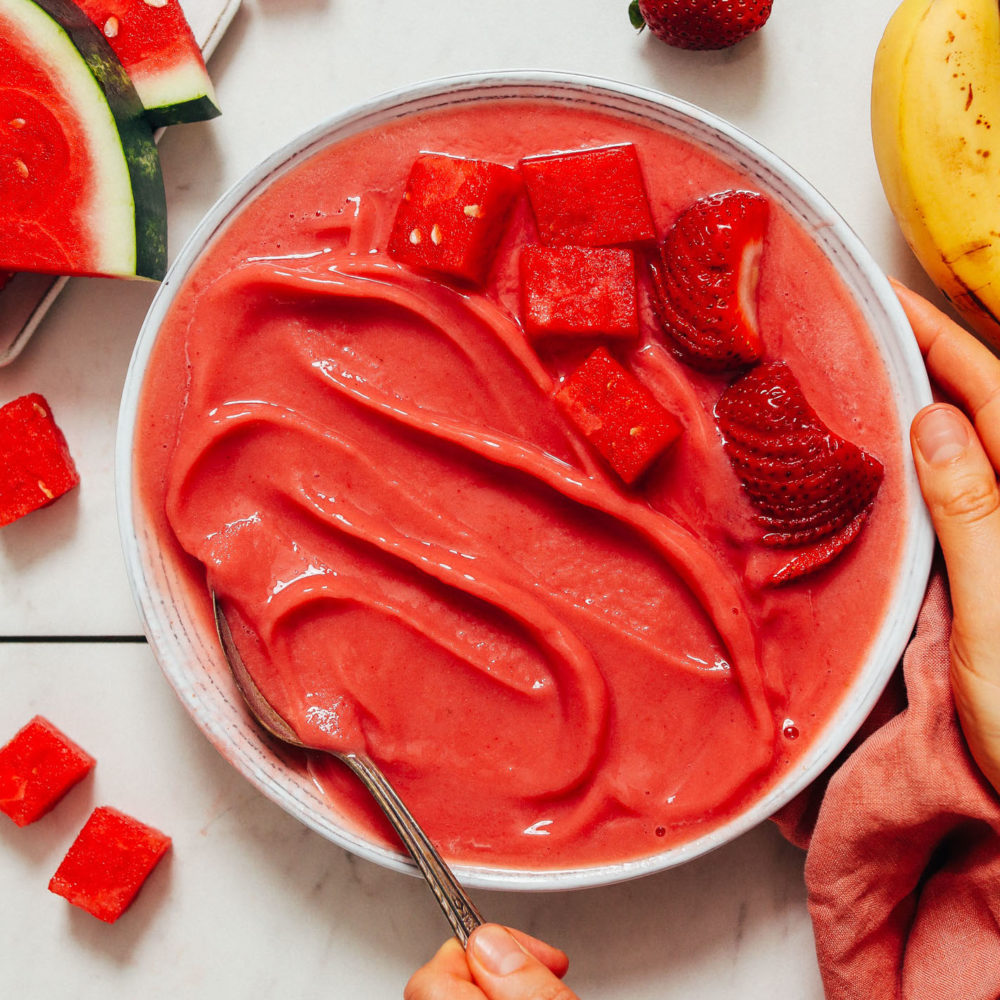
628 0 646 31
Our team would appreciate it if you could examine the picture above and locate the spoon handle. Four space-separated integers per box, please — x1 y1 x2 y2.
340 752 484 947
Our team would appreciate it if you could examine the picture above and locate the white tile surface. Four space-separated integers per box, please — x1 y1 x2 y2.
1 0 930 995
0 644 823 998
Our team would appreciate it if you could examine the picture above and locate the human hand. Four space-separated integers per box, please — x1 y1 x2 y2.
404 923 577 1000
892 279 1000 795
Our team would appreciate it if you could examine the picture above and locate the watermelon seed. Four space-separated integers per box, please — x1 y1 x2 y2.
103 16 119 37
8 118 25 130
408 228 422 245
430 224 443 245
13 159 28 179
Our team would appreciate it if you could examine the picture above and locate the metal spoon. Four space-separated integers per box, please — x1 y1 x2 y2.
211 592 484 946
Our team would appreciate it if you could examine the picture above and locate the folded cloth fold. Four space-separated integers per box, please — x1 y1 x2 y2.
772 569 1000 999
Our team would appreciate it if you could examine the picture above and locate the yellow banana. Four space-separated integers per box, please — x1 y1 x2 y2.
871 0 1000 351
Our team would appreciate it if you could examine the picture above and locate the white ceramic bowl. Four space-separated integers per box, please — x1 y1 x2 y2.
117 71 935 891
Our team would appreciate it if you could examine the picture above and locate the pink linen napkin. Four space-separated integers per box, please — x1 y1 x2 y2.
772 569 1000 999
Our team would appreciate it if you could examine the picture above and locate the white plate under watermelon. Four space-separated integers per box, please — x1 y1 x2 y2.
0 0 241 368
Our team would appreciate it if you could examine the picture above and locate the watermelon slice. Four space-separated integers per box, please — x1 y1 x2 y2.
72 0 220 127
0 0 167 280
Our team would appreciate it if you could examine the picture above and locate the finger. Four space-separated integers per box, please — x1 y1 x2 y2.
404 938 481 1000
911 403 1000 791
467 924 579 1000
891 278 1000 468
911 404 1000 647
506 928 570 978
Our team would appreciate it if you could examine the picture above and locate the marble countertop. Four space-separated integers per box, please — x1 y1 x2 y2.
0 1 934 995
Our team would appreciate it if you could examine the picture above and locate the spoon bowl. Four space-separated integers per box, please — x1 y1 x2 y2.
211 592 484 945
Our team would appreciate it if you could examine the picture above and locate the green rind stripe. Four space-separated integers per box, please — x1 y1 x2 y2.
30 0 167 280
146 92 222 129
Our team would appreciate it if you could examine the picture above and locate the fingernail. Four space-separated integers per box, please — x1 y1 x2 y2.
471 925 529 976
914 406 971 465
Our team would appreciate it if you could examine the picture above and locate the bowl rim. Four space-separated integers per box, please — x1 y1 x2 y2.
116 68 935 891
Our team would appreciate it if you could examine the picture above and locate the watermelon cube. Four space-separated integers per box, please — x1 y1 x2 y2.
387 153 521 285
0 716 95 826
520 144 655 247
0 393 80 527
520 246 638 338
49 806 171 923
555 347 682 484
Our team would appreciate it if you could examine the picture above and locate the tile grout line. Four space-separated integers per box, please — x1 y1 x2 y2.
0 635 148 643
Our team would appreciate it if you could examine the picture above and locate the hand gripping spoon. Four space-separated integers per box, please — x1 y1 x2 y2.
212 593 484 945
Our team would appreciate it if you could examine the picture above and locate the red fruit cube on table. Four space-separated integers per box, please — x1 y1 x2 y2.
387 153 522 285
555 347 682 483
0 393 80 527
520 144 655 247
0 716 95 827
49 806 171 923
519 246 639 339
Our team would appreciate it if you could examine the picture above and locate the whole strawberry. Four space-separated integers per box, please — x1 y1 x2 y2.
629 0 774 50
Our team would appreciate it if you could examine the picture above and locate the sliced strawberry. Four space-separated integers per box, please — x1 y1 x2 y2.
767 512 871 587
651 190 768 371
758 455 883 543
716 362 884 556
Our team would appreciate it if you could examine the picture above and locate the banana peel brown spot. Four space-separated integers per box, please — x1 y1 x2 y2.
942 239 994 264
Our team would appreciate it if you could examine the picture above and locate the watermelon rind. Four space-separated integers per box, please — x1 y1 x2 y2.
133 55 221 129
0 0 166 280
140 83 222 128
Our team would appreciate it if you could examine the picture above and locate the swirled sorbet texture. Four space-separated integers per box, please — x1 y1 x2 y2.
136 99 905 869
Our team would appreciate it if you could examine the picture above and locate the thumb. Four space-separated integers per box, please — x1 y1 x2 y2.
467 924 578 1000
912 403 1000 790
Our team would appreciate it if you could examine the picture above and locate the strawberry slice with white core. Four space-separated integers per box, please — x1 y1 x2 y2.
651 189 768 371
